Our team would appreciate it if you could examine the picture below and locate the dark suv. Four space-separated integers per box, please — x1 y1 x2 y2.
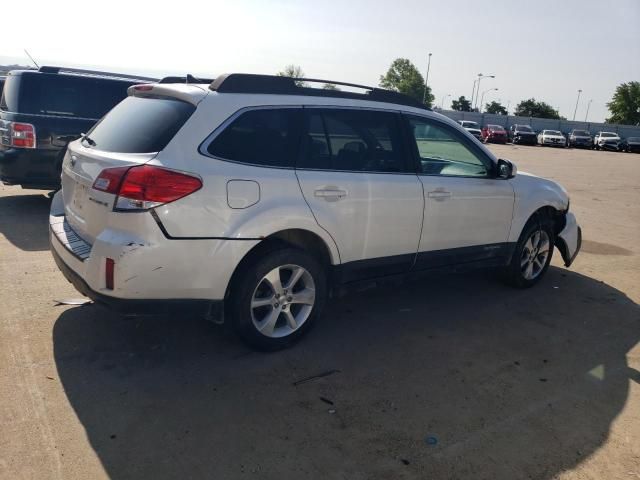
508 124 537 145
0 66 155 190
568 129 593 149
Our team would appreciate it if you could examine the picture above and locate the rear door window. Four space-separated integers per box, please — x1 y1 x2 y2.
2 72 133 118
206 108 302 167
298 109 407 173
83 96 195 153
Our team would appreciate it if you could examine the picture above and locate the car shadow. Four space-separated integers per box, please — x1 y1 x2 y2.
0 193 51 251
53 267 639 479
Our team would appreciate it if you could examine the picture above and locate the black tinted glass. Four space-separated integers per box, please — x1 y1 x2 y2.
207 109 302 167
3 72 133 118
299 110 405 173
85 96 195 153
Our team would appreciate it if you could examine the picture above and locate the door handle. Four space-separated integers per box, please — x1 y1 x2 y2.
427 190 452 200
314 187 348 200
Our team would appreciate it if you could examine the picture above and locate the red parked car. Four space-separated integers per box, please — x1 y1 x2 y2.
481 124 508 144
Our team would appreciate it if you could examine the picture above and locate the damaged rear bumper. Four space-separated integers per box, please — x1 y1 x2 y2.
50 243 222 317
555 212 582 267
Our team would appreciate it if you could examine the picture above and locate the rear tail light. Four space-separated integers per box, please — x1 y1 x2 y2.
92 165 202 211
8 122 36 148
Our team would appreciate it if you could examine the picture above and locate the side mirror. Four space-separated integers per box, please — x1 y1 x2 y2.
497 159 517 179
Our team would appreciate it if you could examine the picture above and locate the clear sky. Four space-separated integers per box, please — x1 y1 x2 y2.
2 0 639 122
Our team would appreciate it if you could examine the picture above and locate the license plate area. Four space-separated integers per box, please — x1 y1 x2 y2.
72 183 88 212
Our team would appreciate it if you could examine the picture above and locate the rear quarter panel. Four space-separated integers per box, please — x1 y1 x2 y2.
150 94 341 264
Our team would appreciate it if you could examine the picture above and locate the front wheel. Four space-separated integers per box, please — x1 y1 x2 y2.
228 247 327 350
502 218 554 288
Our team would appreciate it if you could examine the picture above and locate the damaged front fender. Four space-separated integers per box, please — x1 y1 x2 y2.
555 212 582 267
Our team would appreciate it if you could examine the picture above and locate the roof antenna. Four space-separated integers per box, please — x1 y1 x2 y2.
24 49 40 69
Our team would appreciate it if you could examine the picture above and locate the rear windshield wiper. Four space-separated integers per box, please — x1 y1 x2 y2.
81 133 96 147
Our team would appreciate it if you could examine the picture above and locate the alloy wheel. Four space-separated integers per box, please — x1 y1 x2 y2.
520 229 551 280
250 264 316 338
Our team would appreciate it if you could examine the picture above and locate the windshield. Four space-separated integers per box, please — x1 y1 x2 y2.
545 130 562 136
488 125 504 131
461 121 479 128
83 96 195 153
516 126 533 132
572 130 590 136
600 133 617 138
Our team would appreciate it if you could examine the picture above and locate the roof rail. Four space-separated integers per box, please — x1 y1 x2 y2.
209 73 429 110
159 74 215 84
38 65 157 82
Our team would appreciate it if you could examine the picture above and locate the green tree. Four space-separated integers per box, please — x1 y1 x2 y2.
277 64 306 87
485 101 508 115
514 98 560 119
322 83 340 91
606 81 640 125
379 58 433 107
451 96 472 112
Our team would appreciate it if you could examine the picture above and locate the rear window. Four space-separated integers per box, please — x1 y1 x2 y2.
84 96 195 153
0 72 133 118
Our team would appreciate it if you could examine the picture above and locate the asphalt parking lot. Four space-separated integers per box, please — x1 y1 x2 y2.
1 145 639 480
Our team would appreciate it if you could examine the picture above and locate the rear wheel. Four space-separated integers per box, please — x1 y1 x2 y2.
503 217 554 288
228 248 327 351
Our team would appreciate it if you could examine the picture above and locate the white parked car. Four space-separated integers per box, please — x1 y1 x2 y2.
593 131 621 151
458 120 482 141
50 73 582 350
537 130 567 147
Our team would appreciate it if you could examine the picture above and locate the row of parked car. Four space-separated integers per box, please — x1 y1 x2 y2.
458 120 640 153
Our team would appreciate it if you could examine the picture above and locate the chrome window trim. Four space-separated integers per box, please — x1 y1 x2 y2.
198 103 416 174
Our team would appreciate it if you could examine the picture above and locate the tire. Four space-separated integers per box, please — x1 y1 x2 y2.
228 247 327 351
502 216 555 288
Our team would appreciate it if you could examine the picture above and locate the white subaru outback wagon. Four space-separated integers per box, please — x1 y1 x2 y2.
50 73 582 350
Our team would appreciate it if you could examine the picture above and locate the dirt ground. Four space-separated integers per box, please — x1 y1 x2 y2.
1 145 639 480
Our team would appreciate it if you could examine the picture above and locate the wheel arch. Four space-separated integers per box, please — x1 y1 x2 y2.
224 228 338 302
510 204 567 253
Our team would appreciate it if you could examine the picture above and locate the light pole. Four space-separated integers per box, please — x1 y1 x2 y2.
480 88 499 113
440 93 451 109
473 74 495 110
422 53 432 105
572 89 582 121
506 100 511 115
584 99 593 122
